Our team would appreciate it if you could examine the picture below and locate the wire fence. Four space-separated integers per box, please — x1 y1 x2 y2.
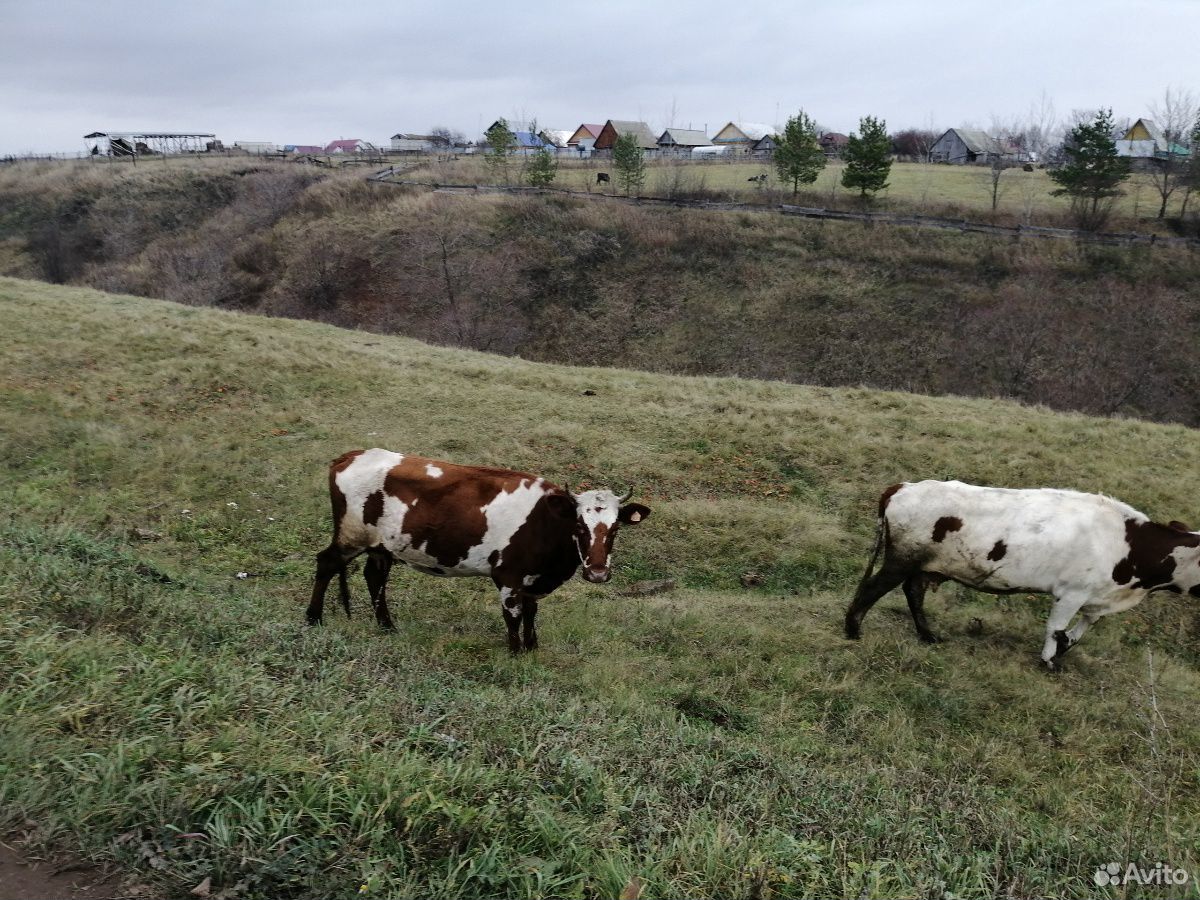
367 172 1200 249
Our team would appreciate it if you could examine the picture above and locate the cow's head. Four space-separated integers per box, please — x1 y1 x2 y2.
550 487 651 583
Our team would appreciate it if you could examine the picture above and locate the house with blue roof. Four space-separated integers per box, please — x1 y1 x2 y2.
486 121 553 155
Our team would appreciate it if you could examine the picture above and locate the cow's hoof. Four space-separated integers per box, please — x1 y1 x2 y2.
918 632 943 645
306 617 322 627
1053 629 1073 657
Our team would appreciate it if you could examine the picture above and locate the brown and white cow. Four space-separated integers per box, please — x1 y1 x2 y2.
307 449 650 652
845 480 1200 667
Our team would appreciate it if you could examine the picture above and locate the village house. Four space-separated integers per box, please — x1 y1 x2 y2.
818 132 849 157
1116 118 1191 163
539 129 575 150
390 133 437 152
485 122 552 155
592 120 659 156
711 122 774 155
751 133 779 159
567 123 604 155
657 128 711 156
324 139 371 154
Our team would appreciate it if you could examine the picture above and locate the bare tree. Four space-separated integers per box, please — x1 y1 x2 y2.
981 117 1019 213
891 128 938 161
1144 87 1199 218
1180 114 1200 222
1022 90 1060 164
429 126 464 156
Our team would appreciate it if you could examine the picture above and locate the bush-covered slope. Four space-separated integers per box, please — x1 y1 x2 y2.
2 277 1200 898
2 159 1199 427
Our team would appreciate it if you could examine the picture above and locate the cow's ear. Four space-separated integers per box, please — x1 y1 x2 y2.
1169 520 1192 532
619 503 651 525
547 493 577 520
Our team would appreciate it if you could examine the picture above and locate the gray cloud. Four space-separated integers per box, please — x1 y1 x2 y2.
2 0 1197 154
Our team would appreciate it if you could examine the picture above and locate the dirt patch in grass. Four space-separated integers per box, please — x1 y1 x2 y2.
0 842 143 900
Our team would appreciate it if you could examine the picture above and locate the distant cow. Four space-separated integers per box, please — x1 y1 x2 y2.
308 449 650 652
596 172 610 185
845 480 1200 667
748 173 768 185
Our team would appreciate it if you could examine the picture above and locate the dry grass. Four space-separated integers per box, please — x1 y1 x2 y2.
404 155 1194 227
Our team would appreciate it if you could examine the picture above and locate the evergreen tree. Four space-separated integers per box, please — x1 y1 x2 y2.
773 111 825 196
1048 108 1130 230
841 115 892 200
612 132 647 196
484 118 517 184
525 145 558 187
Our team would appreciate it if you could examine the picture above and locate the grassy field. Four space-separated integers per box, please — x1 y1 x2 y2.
7 150 1191 229
408 155 1194 226
3 276 1200 898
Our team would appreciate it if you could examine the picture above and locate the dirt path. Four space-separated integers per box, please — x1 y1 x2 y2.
0 843 136 900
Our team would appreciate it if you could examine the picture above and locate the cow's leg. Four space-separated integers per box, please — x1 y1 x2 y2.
903 574 941 644
521 596 540 651
338 565 352 619
1061 608 1101 650
498 587 523 654
308 544 350 626
1042 595 1087 668
845 562 911 639
364 550 395 631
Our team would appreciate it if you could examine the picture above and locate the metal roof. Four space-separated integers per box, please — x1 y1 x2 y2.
952 129 1002 154
1126 118 1166 145
659 128 711 146
540 129 574 148
605 120 659 149
84 131 215 139
715 122 774 142
511 131 549 149
569 123 604 142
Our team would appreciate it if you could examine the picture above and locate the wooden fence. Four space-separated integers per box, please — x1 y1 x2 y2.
367 169 1200 249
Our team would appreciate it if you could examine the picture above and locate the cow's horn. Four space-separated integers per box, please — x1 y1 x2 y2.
617 487 634 503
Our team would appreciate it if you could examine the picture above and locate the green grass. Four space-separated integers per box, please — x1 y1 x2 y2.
3 276 1200 898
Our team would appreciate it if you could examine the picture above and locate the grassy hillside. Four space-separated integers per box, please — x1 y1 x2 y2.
3 277 1200 898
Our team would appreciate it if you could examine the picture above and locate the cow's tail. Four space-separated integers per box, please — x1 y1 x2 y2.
338 565 352 618
853 515 887 602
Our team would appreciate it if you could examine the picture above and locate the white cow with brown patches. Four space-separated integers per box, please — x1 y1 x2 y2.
307 449 650 652
845 480 1200 668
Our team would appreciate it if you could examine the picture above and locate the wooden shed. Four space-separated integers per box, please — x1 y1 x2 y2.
929 128 1013 164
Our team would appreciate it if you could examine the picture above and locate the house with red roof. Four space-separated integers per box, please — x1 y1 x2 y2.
567 123 604 153
324 139 370 154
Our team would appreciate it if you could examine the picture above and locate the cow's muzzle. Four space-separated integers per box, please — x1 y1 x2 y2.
582 566 611 584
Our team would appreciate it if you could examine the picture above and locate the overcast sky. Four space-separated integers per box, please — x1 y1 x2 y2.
3 0 1198 154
